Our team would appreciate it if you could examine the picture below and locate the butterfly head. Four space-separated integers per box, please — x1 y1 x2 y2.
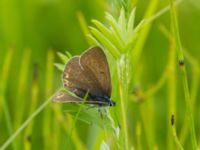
103 96 115 107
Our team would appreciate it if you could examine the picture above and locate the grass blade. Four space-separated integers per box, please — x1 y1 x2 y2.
24 65 39 150
0 48 16 150
0 90 61 150
43 49 55 150
14 48 31 128
169 0 197 148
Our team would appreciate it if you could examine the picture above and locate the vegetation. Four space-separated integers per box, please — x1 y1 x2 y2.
0 0 200 149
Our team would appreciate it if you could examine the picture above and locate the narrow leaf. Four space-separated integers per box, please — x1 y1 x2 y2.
118 7 126 40
86 34 101 46
105 13 124 45
90 27 120 58
127 8 136 37
54 63 65 72
92 19 124 51
57 52 69 64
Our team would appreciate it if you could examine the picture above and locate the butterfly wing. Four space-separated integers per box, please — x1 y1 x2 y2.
52 91 108 106
52 91 83 103
80 47 112 97
62 56 104 98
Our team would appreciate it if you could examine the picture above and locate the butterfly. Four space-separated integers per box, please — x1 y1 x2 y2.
53 46 115 107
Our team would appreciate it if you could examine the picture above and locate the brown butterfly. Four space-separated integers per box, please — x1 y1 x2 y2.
53 46 115 107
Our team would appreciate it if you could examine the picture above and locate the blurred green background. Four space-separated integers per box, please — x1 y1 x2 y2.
0 0 200 149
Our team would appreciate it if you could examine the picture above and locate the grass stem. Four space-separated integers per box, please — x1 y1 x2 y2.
171 115 184 150
169 0 198 149
117 59 129 150
0 48 16 150
136 122 142 150
43 49 55 149
167 33 176 150
14 48 31 128
24 64 39 150
0 91 60 150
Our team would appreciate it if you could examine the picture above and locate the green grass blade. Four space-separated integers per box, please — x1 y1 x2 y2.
24 65 39 150
169 0 198 148
171 115 184 150
167 36 177 150
105 12 125 45
68 91 89 145
54 63 65 72
136 122 142 150
0 89 61 150
92 19 124 51
77 11 92 45
127 7 136 38
0 48 16 150
118 7 126 40
53 105 86 150
87 34 102 46
117 60 129 150
43 49 55 150
90 26 120 58
57 52 69 64
145 0 182 25
14 48 32 128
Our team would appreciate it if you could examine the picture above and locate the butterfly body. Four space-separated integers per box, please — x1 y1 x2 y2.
53 46 115 107
87 95 115 107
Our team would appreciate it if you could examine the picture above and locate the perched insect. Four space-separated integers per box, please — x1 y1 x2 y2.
53 46 115 107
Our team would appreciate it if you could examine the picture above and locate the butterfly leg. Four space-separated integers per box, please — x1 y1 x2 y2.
97 107 104 119
103 107 108 114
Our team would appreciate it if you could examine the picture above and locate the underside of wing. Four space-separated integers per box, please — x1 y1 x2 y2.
52 91 108 106
52 91 83 103
62 56 105 98
80 47 112 97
